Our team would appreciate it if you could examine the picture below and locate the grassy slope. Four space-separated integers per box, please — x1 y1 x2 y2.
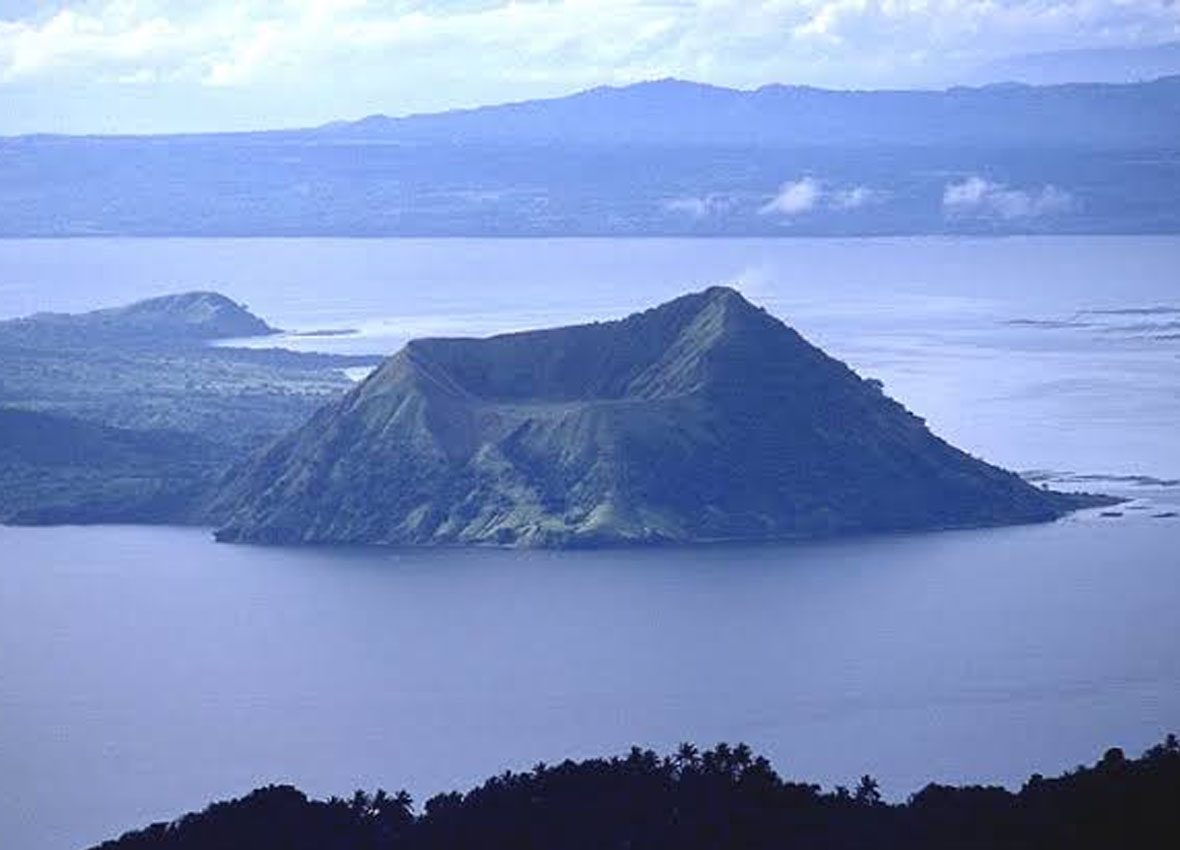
213 288 1109 547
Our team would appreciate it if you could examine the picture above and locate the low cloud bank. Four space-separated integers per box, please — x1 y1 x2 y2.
759 178 880 216
663 176 1070 223
943 176 1075 219
760 178 823 215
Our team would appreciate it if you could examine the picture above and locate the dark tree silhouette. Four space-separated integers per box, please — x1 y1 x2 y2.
854 774 882 806
92 737 1180 850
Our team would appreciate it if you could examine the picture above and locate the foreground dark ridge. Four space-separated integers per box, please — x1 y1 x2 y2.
212 286 1110 547
92 736 1180 850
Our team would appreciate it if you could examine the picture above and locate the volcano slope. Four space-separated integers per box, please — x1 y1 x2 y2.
211 287 1103 547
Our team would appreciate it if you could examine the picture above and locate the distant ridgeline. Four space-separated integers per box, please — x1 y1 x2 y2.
2 77 1180 236
0 293 379 525
210 287 1110 547
90 736 1180 850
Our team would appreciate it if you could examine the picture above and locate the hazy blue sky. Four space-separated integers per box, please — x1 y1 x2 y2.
1 1 1178 134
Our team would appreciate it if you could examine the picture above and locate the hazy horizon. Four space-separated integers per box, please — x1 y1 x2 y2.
2 1 1179 135
4 69 1180 140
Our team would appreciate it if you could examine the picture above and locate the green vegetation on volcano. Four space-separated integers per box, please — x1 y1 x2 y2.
213 287 1107 547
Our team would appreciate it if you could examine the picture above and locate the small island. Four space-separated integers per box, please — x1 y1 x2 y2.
211 287 1110 547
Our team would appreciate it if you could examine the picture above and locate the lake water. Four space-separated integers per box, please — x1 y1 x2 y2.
1 237 1179 849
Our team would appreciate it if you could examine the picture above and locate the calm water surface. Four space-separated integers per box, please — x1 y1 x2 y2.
1 237 1179 849
3 512 1179 850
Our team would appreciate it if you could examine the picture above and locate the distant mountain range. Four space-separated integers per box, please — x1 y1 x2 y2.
211 287 1106 547
975 42 1180 86
2 77 1177 237
330 75 1180 149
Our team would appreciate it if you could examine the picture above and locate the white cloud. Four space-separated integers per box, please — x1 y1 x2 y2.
112 67 158 85
943 176 1075 219
760 178 881 216
760 178 822 215
943 176 992 207
0 7 183 82
1 1 1179 131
